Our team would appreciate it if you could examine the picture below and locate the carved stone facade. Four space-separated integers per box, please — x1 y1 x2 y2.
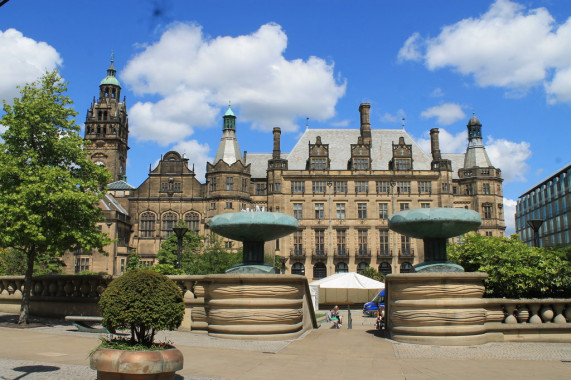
63 62 505 278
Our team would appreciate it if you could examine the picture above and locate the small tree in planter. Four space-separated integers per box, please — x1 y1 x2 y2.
91 269 185 379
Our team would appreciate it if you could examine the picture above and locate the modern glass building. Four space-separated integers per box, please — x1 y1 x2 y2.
515 164 571 247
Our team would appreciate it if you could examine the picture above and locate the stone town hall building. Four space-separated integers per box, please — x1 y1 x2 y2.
63 60 506 278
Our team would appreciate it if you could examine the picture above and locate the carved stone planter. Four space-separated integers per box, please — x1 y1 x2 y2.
90 347 183 380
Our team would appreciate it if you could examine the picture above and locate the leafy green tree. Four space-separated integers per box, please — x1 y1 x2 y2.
448 234 571 298
0 247 64 275
0 71 111 324
359 266 385 282
156 231 241 274
125 250 141 271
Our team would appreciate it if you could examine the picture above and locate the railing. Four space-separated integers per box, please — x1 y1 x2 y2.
398 248 415 258
290 248 306 258
484 299 571 325
377 249 392 258
312 249 328 259
334 248 349 259
355 248 371 258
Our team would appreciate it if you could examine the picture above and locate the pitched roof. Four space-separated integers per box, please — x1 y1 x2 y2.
108 180 135 190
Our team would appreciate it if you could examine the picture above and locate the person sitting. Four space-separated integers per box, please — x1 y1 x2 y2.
375 305 385 330
330 305 342 329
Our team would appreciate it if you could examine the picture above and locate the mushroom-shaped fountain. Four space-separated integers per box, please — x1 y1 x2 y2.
388 207 481 272
210 210 298 274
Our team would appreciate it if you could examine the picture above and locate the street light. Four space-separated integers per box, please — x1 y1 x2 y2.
327 181 333 276
527 219 543 248
172 226 189 269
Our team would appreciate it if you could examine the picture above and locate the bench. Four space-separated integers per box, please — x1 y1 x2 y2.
65 316 113 333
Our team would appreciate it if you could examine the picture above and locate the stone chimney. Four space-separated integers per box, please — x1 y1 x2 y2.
430 128 441 160
273 127 281 159
359 103 371 145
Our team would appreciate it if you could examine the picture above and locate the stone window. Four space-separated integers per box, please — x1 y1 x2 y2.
335 262 349 273
185 212 200 232
293 230 304 255
225 202 233 209
314 230 325 255
315 203 325 220
442 183 450 192
395 158 411 171
358 203 367 219
140 212 156 238
353 158 369 170
226 177 233 191
75 257 90 273
418 181 432 194
312 181 327 193
334 181 347 194
376 181 390 194
209 177 217 191
400 262 413 273
483 204 493 219
355 181 369 194
336 203 346 219
379 203 388 219
379 230 389 256
293 203 303 219
358 229 368 255
162 212 178 238
396 181 411 194
292 262 305 275
400 203 409 211
242 178 249 192
483 183 491 195
400 235 411 255
313 262 327 279
379 262 392 275
421 203 431 208
336 229 347 255
311 158 327 170
256 183 266 195
291 181 305 194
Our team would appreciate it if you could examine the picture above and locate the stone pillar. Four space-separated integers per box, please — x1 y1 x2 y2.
430 128 441 160
387 272 495 345
273 127 281 159
359 103 371 145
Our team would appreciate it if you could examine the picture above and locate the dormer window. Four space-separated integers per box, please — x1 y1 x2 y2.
308 136 330 170
391 137 413 171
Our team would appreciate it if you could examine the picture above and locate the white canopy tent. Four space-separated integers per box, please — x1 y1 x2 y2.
309 273 385 311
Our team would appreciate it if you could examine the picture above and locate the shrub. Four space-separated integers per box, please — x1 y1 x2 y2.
99 269 184 346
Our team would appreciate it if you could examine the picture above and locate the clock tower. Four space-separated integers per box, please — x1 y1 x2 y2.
84 55 129 182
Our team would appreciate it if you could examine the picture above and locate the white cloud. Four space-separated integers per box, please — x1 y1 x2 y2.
330 119 351 127
417 128 467 154
170 140 212 182
381 109 406 123
122 23 346 144
485 136 531 182
503 197 517 236
397 32 422 62
399 0 571 103
0 29 62 103
430 88 445 97
420 103 466 125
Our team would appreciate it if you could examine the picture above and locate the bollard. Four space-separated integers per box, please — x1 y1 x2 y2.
347 306 352 329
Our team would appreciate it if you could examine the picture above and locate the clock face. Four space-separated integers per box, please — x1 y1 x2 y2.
95 161 105 167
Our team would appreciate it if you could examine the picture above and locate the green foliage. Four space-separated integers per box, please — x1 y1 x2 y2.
359 266 385 282
156 231 241 275
149 264 184 275
99 269 184 346
0 248 64 275
95 336 172 351
448 234 571 298
125 250 141 271
0 71 111 323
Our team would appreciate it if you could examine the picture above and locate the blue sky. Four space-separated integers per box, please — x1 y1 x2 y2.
1 0 570 235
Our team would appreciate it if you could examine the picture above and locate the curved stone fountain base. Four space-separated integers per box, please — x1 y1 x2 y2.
387 272 499 345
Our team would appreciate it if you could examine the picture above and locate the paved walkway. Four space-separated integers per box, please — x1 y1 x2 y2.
0 311 570 379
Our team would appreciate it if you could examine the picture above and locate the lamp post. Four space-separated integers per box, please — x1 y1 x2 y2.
527 219 543 248
172 226 189 269
327 181 333 276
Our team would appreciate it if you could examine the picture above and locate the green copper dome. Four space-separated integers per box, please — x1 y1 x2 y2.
100 54 121 87
224 105 235 117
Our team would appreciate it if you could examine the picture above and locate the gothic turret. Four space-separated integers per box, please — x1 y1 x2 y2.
463 114 492 168
84 55 129 182
214 105 243 165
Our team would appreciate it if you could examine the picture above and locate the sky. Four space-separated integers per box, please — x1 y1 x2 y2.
1 0 571 236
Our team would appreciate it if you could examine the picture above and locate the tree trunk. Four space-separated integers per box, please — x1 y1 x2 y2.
18 247 36 325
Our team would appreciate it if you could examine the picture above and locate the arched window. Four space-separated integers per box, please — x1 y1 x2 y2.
313 262 327 279
400 262 413 273
139 212 155 238
379 262 392 275
335 262 348 273
291 262 305 276
185 212 200 233
357 262 368 273
162 212 178 238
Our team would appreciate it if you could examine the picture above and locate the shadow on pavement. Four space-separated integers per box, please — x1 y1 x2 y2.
12 365 59 379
